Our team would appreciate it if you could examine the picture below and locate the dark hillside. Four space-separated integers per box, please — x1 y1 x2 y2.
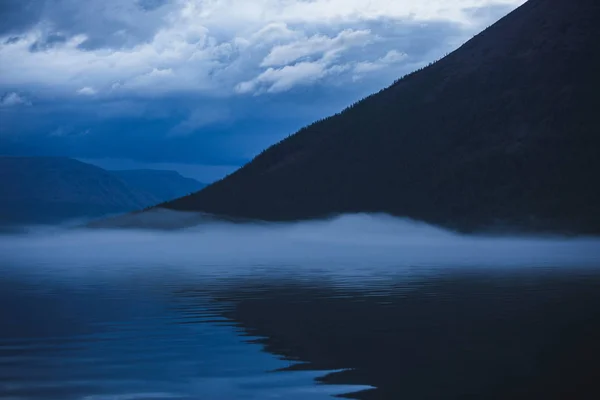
164 0 600 233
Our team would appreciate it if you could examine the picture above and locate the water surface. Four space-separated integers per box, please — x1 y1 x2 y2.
1 215 600 399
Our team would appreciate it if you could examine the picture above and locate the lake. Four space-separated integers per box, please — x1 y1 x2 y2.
1 214 600 399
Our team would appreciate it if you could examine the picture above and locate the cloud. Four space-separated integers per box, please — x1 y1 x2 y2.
50 126 91 137
0 0 43 36
247 22 302 46
0 0 526 167
1 0 177 50
237 28 378 94
0 92 31 107
353 50 407 75
0 0 526 98
28 33 68 52
169 107 231 136
260 29 373 67
77 87 98 96
138 0 171 12
237 61 350 94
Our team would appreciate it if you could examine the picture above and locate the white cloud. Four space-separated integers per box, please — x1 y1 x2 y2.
0 92 31 107
171 0 525 31
119 68 177 91
354 50 407 75
77 86 98 96
0 0 526 98
237 61 328 94
234 28 373 93
260 29 373 67
247 23 302 46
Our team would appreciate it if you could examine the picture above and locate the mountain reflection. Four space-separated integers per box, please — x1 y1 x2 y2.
2 219 600 399
180 269 600 399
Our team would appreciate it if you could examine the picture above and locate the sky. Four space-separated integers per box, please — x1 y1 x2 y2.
0 0 525 182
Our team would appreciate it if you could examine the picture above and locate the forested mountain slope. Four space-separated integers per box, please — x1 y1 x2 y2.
163 0 600 233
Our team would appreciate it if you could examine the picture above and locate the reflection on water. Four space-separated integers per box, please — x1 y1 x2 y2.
203 271 600 399
0 275 369 400
1 216 600 399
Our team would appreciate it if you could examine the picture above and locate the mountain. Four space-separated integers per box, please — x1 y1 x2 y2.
161 0 600 234
0 157 160 225
111 170 205 203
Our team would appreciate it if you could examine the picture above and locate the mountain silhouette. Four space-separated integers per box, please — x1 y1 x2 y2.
161 0 599 233
112 169 205 203
0 157 160 225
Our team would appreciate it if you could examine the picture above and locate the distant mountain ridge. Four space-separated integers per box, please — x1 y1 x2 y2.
0 157 204 225
0 157 157 225
111 169 205 204
160 0 600 234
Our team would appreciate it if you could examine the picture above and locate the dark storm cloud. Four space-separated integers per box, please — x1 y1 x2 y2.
0 16 495 171
4 36 23 45
0 0 43 35
137 0 171 11
0 0 525 178
28 32 68 52
0 0 175 51
0 80 372 171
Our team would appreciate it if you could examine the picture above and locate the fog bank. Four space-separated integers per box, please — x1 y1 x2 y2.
1 212 599 282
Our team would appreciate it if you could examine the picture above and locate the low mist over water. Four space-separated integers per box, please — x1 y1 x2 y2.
1 213 600 399
2 213 600 274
